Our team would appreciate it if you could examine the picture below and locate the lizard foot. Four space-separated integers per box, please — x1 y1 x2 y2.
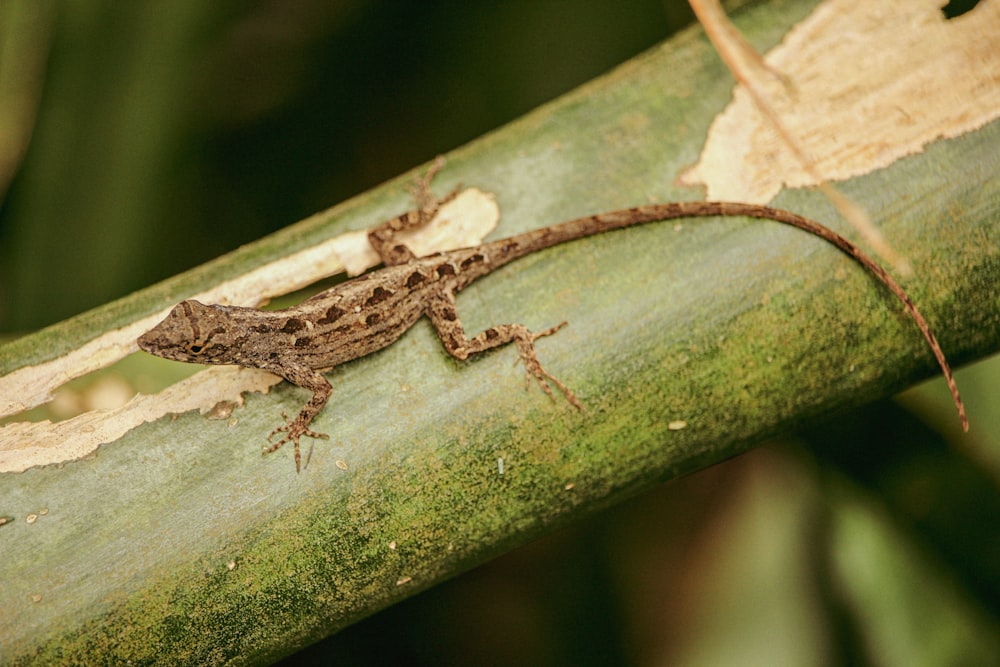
407 155 446 209
514 322 583 410
407 156 461 219
266 416 329 473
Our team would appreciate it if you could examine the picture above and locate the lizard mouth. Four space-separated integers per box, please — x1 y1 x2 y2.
136 331 156 353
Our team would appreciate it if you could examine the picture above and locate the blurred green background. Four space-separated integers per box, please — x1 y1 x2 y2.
2 1 997 665
0 0 687 332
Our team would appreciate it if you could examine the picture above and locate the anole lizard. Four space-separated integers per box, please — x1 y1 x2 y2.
138 161 967 471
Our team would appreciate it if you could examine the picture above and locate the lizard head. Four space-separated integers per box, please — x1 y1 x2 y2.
137 300 241 365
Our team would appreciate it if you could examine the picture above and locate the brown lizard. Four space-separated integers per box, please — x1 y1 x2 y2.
138 161 967 472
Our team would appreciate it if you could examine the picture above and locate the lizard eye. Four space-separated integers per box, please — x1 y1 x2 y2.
185 327 223 356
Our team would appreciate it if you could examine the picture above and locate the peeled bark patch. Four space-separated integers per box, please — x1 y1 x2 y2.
681 0 1000 202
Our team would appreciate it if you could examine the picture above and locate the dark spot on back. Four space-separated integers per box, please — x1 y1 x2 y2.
436 263 456 277
318 305 345 325
281 318 306 333
365 286 393 306
406 271 427 288
460 254 485 270
366 313 381 326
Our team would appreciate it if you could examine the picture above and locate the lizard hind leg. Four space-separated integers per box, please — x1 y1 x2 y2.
426 291 582 409
408 154 450 211
368 156 462 266
435 316 582 411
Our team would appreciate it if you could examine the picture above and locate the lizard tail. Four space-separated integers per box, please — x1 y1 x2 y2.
476 202 967 431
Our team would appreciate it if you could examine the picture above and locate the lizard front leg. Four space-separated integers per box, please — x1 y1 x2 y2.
425 290 582 409
263 360 332 472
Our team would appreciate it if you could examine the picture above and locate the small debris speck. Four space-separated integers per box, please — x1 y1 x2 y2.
396 576 412 586
564 483 575 491
336 460 348 470
30 594 42 603
26 514 38 524
668 420 688 431
388 541 397 550
497 457 505 475
227 561 237 571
